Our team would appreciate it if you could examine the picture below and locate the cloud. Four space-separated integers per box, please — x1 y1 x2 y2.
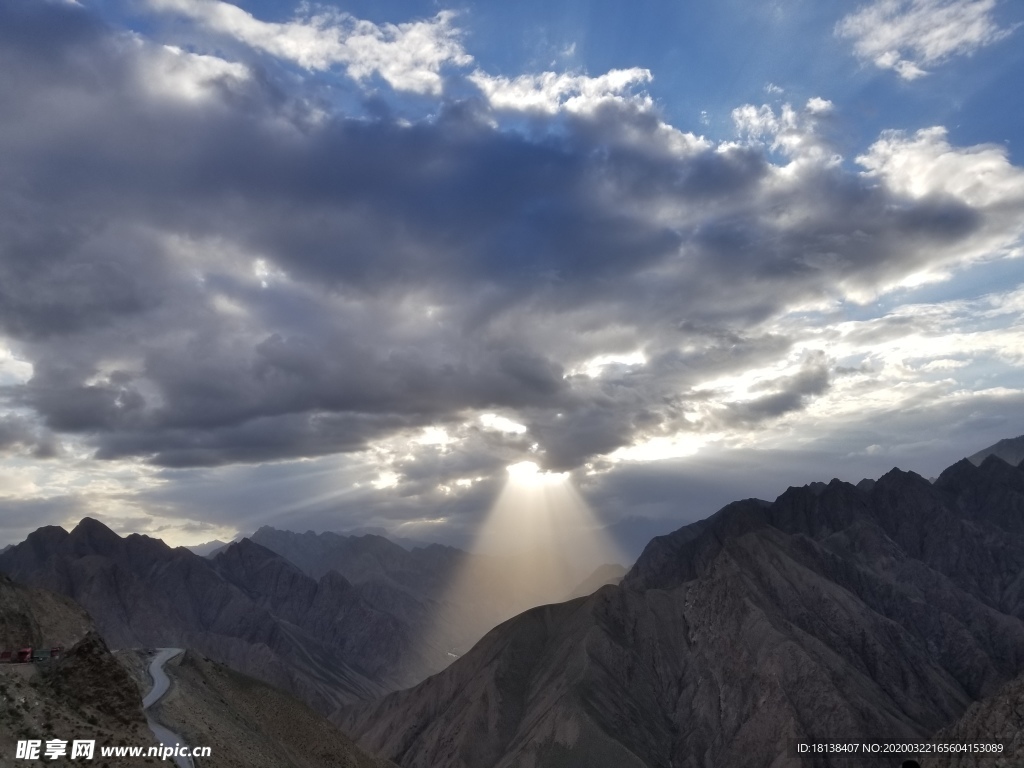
148 0 471 94
0 0 1022 553
836 0 1016 79
731 98 838 164
720 351 832 427
140 44 250 102
858 126 1024 209
0 415 61 459
469 67 653 115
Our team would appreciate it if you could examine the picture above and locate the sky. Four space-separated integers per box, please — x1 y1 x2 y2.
0 0 1022 556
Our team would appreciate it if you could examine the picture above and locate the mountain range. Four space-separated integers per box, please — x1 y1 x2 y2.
340 454 1024 768
0 521 594 718
0 524 427 714
4 439 1024 766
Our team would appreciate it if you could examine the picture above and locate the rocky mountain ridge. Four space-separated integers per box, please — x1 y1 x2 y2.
341 455 1024 768
0 525 441 715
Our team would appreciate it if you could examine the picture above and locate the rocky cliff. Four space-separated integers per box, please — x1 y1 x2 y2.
0 576 156 762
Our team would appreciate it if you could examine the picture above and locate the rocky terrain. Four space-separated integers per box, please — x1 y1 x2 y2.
922 668 1024 768
0 572 91 652
1 570 392 768
0 524 422 714
125 648 397 768
340 455 1024 768
0 575 159 765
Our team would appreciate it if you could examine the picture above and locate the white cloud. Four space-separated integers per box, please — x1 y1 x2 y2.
139 44 249 102
469 67 652 115
571 351 647 378
0 345 33 387
609 434 709 463
732 98 837 164
479 414 528 435
415 426 452 447
836 0 1016 80
148 0 471 94
372 470 399 489
858 126 1024 208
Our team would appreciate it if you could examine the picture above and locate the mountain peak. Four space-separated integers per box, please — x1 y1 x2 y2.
969 434 1024 467
72 516 118 536
24 524 70 549
66 517 123 556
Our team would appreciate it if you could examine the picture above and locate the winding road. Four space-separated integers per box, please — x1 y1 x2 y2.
143 648 195 768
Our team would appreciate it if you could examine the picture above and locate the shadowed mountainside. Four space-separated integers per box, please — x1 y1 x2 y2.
0 571 92 651
250 526 600 656
969 434 1024 468
923 667 1024 768
0 575 157 761
135 648 398 768
0 526 443 714
340 455 1024 768
0 521 607 719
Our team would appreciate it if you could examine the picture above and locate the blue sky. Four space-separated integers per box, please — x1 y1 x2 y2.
0 0 1022 556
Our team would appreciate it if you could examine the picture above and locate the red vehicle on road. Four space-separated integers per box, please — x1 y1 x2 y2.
16 648 32 663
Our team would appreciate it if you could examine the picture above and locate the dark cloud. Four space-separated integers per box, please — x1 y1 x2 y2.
94 412 415 468
0 414 60 458
0 0 1016 482
721 352 832 427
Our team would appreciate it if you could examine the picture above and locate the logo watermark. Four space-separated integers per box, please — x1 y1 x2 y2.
15 738 211 761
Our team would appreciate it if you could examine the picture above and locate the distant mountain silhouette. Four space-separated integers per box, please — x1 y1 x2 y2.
341 454 1024 768
563 562 627 600
249 526 597 655
969 434 1024 467
184 538 230 556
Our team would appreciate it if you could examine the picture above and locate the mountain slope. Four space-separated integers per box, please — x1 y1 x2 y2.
968 434 1024 467
0 523 444 714
925 668 1024 767
340 456 1024 768
139 649 398 768
0 575 157 762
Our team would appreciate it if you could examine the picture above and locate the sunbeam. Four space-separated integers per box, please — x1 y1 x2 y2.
417 462 624 666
